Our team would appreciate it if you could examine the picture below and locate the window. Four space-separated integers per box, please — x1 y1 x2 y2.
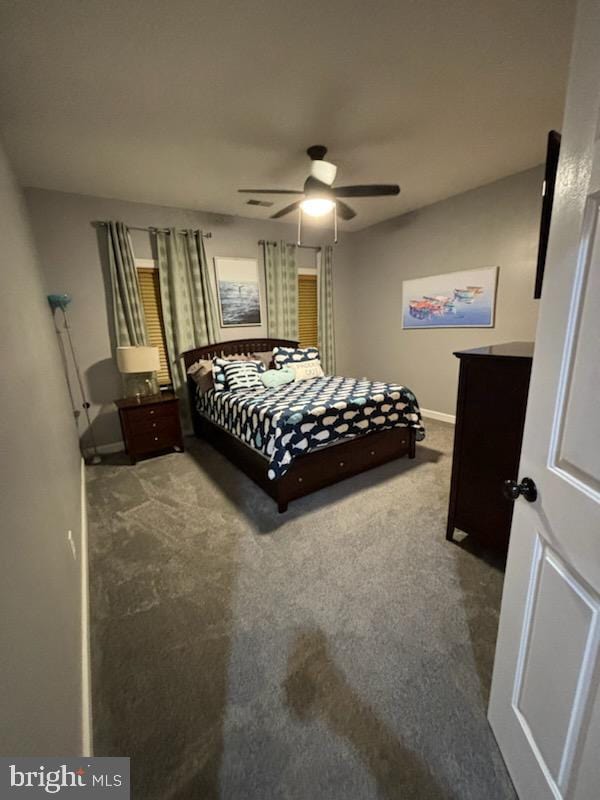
136 263 172 386
298 273 318 348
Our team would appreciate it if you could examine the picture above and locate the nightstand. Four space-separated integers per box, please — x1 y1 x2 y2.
115 393 184 465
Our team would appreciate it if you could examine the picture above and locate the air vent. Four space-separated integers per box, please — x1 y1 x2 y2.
246 199 274 208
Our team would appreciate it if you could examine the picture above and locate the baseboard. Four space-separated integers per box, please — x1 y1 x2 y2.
420 408 456 424
80 459 93 756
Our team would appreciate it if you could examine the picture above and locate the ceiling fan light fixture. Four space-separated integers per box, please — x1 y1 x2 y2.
300 197 336 217
310 159 337 185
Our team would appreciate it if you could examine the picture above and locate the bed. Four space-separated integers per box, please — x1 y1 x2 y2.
183 338 424 512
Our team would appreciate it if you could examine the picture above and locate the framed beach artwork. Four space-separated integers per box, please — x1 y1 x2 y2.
214 257 262 327
402 266 498 329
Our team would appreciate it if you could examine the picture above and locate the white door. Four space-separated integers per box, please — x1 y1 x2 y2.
488 0 600 798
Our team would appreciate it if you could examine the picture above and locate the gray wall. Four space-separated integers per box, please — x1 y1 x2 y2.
25 166 543 451
335 167 544 416
25 188 332 447
0 145 85 753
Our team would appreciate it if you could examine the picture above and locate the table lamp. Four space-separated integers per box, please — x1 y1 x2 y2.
116 346 160 399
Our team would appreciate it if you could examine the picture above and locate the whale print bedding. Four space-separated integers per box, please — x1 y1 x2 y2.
196 375 425 480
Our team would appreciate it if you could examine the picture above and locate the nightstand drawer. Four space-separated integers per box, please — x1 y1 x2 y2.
126 402 175 427
127 410 178 436
130 422 180 454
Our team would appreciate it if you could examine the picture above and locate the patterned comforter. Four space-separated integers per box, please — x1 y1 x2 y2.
197 375 425 480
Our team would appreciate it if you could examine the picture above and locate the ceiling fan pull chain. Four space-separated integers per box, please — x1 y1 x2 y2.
334 204 338 244
297 206 303 246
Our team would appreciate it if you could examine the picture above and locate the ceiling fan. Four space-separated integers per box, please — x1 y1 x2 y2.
238 145 400 241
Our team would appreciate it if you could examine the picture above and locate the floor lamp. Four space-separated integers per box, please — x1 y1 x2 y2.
48 293 101 465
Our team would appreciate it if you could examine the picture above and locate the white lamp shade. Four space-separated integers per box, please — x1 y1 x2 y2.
116 346 160 374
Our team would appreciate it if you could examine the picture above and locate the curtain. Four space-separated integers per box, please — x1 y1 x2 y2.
264 240 298 339
106 221 147 346
155 229 217 397
318 245 336 374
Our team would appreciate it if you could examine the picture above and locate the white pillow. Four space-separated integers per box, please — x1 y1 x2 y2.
290 359 325 382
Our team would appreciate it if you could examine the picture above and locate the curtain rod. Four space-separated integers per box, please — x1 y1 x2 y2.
258 239 321 251
95 221 212 238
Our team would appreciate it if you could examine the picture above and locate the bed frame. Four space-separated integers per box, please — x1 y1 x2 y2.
182 338 416 512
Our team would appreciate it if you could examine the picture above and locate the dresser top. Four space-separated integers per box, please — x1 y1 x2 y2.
454 341 534 360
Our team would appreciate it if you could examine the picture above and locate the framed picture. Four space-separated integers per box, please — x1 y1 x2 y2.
402 266 498 329
214 257 262 327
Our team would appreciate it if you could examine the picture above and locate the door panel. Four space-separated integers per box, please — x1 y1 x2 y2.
514 537 599 792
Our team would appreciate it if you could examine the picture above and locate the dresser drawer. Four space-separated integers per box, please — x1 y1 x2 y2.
130 421 181 454
281 426 412 501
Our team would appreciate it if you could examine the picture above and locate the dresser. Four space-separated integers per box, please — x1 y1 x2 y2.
446 342 534 553
115 393 184 465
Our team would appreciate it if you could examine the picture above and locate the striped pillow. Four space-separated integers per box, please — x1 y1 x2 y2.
273 346 320 369
222 361 264 393
212 355 263 392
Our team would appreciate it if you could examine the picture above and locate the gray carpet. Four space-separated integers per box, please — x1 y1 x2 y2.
87 419 516 800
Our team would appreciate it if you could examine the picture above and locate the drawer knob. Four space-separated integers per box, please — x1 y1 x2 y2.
370 450 375 456
152 422 157 428
298 477 303 483
154 436 158 442
339 461 345 467
150 410 155 415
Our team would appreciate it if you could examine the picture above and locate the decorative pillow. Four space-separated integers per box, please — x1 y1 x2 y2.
273 346 320 369
252 350 273 370
187 358 214 393
289 359 325 382
222 361 264 393
261 367 295 389
212 355 264 392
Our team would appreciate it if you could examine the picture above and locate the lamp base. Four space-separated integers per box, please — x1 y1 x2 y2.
122 372 160 399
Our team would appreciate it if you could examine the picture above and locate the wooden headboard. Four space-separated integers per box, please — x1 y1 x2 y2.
181 337 298 371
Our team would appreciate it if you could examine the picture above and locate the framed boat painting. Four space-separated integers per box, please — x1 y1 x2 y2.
214 257 262 327
402 266 498 329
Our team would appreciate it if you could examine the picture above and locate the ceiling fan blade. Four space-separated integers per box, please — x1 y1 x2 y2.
334 184 400 197
335 200 356 221
238 189 303 194
270 200 303 219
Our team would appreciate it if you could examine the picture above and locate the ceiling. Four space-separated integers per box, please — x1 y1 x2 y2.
0 0 575 231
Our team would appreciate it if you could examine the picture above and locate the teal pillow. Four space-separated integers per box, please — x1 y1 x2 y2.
261 367 294 389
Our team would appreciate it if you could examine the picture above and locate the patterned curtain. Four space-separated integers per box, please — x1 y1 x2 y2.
155 229 217 409
106 221 147 346
264 240 298 339
318 245 336 374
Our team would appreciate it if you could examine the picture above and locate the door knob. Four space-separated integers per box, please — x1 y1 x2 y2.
503 477 537 503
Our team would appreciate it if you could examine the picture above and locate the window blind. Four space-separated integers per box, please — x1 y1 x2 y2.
298 274 318 349
137 267 172 386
